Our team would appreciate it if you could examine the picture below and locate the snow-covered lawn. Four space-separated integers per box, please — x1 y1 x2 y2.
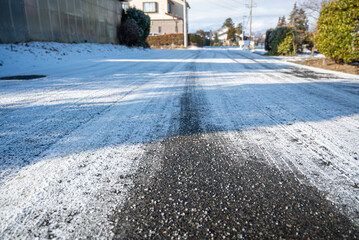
0 43 358 238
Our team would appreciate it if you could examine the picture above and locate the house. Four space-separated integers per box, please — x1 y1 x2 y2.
215 27 241 46
216 27 228 42
122 0 190 35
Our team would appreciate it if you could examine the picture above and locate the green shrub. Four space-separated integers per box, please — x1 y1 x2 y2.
315 0 359 63
302 31 315 52
268 26 295 55
277 34 294 55
119 19 139 46
121 8 150 47
189 34 205 47
265 29 273 51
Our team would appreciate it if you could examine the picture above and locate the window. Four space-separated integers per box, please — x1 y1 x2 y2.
122 3 129 11
158 26 162 34
143 2 157 13
167 2 172 13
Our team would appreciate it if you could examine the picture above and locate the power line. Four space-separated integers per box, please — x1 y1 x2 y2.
205 0 248 12
190 0 250 31
205 0 243 11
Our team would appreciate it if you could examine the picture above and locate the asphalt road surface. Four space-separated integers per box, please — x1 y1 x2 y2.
1 47 358 238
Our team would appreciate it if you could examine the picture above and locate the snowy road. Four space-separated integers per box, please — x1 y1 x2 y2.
0 45 359 238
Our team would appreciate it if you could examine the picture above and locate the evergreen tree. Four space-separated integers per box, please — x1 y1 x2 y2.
297 9 309 31
227 26 236 41
277 16 287 27
196 30 206 38
289 3 299 25
315 0 359 63
214 32 219 43
222 18 234 28
235 23 243 35
289 3 309 31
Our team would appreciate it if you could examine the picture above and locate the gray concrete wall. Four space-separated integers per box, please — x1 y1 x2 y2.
0 0 122 43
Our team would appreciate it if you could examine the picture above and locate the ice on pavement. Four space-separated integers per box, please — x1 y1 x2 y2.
0 42 358 238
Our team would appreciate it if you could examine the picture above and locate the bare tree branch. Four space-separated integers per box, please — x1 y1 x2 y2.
299 0 333 29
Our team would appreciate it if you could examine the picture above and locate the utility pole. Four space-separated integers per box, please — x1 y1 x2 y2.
183 0 188 47
242 15 246 37
249 0 253 43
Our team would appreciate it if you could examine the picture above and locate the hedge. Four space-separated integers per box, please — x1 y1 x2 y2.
147 34 209 48
315 0 359 63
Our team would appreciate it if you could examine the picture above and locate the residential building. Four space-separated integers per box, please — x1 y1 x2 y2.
215 27 240 46
122 0 190 35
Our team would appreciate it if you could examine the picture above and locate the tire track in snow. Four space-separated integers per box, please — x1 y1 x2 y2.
217 50 359 224
204 50 308 182
0 51 199 238
225 50 359 177
112 49 359 239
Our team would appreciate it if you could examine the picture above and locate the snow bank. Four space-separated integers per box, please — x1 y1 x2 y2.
0 42 148 78
0 42 168 238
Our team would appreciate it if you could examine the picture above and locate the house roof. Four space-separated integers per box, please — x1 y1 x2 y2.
173 0 190 9
180 0 190 9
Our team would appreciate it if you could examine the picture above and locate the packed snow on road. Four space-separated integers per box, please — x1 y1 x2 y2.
0 42 358 238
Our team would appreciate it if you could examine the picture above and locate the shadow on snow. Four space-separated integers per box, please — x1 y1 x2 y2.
0 49 358 181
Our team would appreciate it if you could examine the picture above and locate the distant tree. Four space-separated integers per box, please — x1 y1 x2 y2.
277 17 282 27
277 16 287 27
300 0 332 21
213 32 222 46
196 30 206 38
289 3 299 25
289 3 309 31
196 30 207 46
227 26 236 42
297 8 309 31
235 23 243 35
214 32 219 43
222 18 234 28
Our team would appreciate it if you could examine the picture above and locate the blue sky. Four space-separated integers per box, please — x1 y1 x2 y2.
188 0 301 34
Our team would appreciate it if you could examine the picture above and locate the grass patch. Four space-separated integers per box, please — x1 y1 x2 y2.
292 58 359 75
